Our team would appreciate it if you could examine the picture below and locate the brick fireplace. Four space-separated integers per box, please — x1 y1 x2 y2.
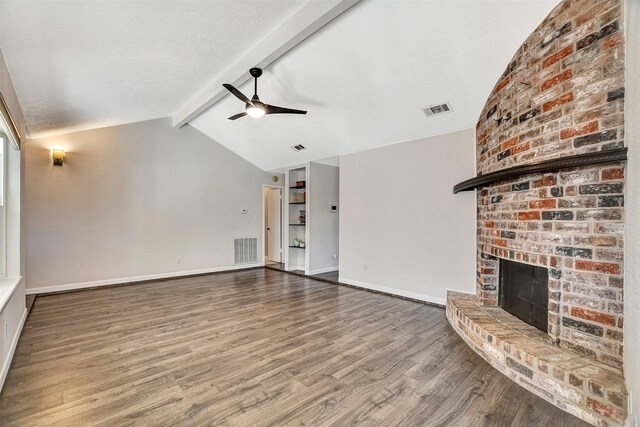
476 163 625 367
447 0 627 425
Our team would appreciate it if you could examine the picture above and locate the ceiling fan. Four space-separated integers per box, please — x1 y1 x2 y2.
223 68 307 120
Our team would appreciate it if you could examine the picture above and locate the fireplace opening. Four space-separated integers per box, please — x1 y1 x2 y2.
498 259 549 333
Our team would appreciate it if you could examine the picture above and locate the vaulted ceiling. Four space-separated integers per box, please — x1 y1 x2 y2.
1 0 559 170
190 0 559 171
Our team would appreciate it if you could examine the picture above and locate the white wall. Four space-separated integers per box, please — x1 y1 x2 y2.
0 281 25 389
25 118 275 293
339 128 476 305
624 1 639 424
308 162 339 274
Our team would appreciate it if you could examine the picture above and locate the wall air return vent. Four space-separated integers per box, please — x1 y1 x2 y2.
290 144 306 152
234 237 258 265
422 102 453 117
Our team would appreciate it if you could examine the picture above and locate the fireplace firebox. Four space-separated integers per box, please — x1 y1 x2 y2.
498 259 548 333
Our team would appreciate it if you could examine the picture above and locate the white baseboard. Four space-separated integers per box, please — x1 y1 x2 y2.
26 263 264 295
338 277 445 306
308 266 339 275
0 307 27 392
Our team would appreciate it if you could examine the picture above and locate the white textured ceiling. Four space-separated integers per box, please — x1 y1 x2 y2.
191 0 559 171
0 0 306 137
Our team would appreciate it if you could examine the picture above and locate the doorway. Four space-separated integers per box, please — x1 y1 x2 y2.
263 185 283 265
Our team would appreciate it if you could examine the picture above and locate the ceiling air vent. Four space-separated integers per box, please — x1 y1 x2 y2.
422 102 453 117
291 144 306 152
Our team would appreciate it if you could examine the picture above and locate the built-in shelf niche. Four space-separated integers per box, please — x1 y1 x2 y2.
286 165 308 273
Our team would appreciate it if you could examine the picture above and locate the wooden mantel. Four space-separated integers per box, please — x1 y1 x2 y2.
453 148 628 194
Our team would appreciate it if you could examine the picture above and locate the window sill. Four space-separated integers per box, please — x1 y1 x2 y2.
0 276 22 312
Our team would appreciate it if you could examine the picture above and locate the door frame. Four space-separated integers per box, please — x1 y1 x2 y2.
262 184 284 264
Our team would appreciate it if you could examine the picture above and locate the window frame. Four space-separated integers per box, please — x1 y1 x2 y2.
0 91 20 280
0 133 5 277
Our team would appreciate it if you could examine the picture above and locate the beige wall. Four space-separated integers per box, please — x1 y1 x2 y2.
339 128 476 305
25 118 275 293
308 162 339 274
624 0 639 424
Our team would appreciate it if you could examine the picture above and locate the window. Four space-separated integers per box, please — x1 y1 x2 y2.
0 124 17 278
0 133 4 276
0 96 21 279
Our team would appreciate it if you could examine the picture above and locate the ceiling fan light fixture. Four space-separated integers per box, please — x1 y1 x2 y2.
223 68 307 120
246 103 265 118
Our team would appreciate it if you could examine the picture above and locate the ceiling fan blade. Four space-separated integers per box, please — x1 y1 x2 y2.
228 112 247 120
223 84 253 106
265 104 307 115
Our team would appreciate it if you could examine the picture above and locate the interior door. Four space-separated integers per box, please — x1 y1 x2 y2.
266 188 282 262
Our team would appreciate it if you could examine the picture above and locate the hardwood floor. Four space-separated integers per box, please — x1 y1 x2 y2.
264 261 283 269
311 270 339 283
264 263 339 285
0 269 588 426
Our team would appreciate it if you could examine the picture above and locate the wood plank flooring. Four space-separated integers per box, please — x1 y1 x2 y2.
264 263 339 285
0 269 588 426
311 271 339 283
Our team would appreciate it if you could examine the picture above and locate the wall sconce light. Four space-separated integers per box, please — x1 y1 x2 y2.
52 149 65 166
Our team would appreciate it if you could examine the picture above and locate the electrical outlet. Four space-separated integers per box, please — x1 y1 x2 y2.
363 264 368 272
176 257 182 264
401 270 407 279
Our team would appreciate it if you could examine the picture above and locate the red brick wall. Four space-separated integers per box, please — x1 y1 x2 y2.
475 0 625 368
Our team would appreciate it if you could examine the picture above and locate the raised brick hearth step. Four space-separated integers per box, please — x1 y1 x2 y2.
446 291 626 426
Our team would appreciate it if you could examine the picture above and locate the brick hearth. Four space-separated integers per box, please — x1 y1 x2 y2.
447 292 625 426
